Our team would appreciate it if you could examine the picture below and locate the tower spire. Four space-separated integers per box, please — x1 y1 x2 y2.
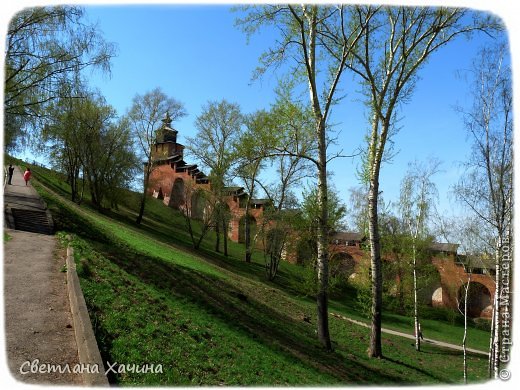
162 111 172 128
156 111 178 144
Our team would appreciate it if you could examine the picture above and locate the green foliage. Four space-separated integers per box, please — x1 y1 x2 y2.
418 305 462 326
42 84 86 202
43 90 138 208
187 99 243 185
346 186 369 235
258 84 315 209
399 159 440 239
292 259 353 303
288 183 347 268
294 263 318 297
472 318 492 332
233 109 272 262
300 183 347 233
355 286 373 319
4 6 115 150
186 99 244 254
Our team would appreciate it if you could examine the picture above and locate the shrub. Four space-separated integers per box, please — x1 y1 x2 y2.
472 318 491 331
419 305 464 326
356 286 372 319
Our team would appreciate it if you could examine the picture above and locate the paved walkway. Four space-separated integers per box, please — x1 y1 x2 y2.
330 312 489 356
4 166 83 385
4 166 45 211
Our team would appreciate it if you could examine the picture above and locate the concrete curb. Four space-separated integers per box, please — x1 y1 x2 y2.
66 246 109 386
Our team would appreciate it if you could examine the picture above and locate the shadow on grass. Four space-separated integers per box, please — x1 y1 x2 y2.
382 355 452 383
382 313 414 328
32 168 71 198
105 203 312 299
92 242 414 385
420 343 479 357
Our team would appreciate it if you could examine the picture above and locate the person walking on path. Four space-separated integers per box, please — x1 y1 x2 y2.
417 322 424 341
7 164 14 185
23 167 31 186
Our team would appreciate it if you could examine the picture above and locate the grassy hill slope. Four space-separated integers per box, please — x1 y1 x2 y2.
21 161 491 385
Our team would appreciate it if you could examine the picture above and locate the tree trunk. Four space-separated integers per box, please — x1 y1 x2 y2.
245 203 252 263
413 243 420 352
368 174 382 358
316 119 331 351
69 162 78 202
488 303 496 378
187 221 196 248
73 164 80 203
215 206 221 253
136 166 152 225
366 112 385 358
463 275 471 384
397 261 405 314
136 195 146 224
491 236 502 378
222 216 228 257
78 168 85 205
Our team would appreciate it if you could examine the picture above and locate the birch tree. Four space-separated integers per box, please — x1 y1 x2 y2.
459 269 472 384
347 5 500 358
435 214 489 383
186 100 243 256
127 88 187 225
399 159 439 351
453 42 513 379
347 185 370 235
236 4 373 349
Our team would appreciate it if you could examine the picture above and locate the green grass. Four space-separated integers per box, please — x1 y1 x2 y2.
328 300 490 352
26 163 491 385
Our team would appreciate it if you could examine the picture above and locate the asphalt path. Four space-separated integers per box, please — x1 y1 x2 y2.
330 312 489 356
4 166 82 385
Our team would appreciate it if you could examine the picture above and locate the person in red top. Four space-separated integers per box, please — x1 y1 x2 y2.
23 167 31 186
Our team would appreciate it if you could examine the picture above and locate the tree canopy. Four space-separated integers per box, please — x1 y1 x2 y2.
5 6 116 150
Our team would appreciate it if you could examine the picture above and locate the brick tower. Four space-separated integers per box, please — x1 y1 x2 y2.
152 111 184 161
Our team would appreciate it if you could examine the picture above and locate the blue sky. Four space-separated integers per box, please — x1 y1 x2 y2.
5 2 514 228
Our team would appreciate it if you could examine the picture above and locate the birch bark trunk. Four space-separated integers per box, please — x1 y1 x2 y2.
413 243 420 352
491 237 502 378
368 162 382 358
463 275 470 384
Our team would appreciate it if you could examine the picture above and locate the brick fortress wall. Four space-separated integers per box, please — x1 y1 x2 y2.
145 114 495 319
